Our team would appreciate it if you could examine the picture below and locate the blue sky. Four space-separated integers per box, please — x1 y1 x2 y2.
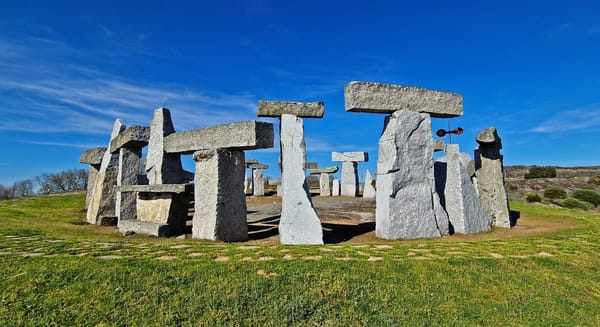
1 1 599 186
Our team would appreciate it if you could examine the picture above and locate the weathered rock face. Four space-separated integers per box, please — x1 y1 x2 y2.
363 170 376 198
279 114 323 245
340 161 358 196
192 149 248 242
252 168 265 196
435 145 491 234
146 108 186 184
475 127 511 228
87 119 126 225
319 173 331 196
80 147 107 208
258 101 324 118
332 179 340 196
376 110 449 239
115 147 142 221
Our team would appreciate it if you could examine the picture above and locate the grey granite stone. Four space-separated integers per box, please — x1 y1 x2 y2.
332 151 368 162
433 140 445 152
163 120 274 154
344 81 463 118
332 179 340 196
117 184 193 193
118 219 171 237
115 147 142 221
257 100 324 118
192 149 248 242
362 170 376 199
304 162 318 169
109 125 150 153
86 119 125 225
309 166 338 174
80 147 106 164
375 110 449 239
248 163 269 170
318 173 331 196
435 145 492 234
145 108 186 184
279 114 323 244
332 152 368 197
474 127 511 228
252 167 265 196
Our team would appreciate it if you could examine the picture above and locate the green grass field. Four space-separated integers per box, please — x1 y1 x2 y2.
1 194 599 326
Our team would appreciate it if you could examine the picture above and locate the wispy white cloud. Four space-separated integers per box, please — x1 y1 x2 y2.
17 140 99 149
530 106 600 133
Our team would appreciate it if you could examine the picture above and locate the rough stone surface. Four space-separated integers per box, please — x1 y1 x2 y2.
80 147 106 164
257 100 324 118
279 114 323 244
163 120 274 154
115 147 142 221
146 108 186 184
135 192 190 236
433 140 445 152
87 119 126 225
192 149 248 241
117 184 193 193
304 162 318 169
318 173 331 196
332 179 340 196
109 125 150 153
309 166 338 174
252 167 265 196
117 219 170 237
363 170 376 199
344 81 463 118
245 159 259 166
332 152 368 162
474 128 511 228
84 164 100 208
340 161 358 196
248 163 269 170
376 110 449 239
435 145 492 234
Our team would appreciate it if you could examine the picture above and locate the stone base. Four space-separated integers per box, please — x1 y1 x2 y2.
136 191 190 236
99 216 118 226
118 219 171 237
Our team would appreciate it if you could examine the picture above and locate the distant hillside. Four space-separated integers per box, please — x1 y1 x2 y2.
505 166 600 179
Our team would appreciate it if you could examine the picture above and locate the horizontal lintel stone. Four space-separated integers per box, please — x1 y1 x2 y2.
257 100 324 118
245 159 259 165
305 162 318 169
163 120 274 154
80 147 107 164
344 81 463 118
248 163 269 169
110 126 150 153
310 166 338 174
116 184 193 194
332 151 368 162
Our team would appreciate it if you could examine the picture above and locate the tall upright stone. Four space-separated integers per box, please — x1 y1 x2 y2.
193 149 248 241
309 166 338 196
110 126 150 221
332 152 368 197
258 100 324 245
362 170 376 199
86 119 126 225
332 179 340 196
248 163 269 196
146 108 186 185
475 127 511 228
80 147 106 208
435 144 491 234
376 110 450 239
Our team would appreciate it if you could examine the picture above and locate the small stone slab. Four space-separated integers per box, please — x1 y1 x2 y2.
476 127 501 145
332 152 368 162
257 100 324 118
305 162 318 169
110 125 150 153
116 184 193 194
80 147 106 164
433 140 445 152
344 81 463 118
309 166 338 174
245 159 259 165
118 219 171 237
163 120 274 154
248 163 269 169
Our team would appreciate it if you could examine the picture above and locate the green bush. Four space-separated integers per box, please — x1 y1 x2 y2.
525 192 542 203
561 197 591 210
524 166 557 179
543 186 567 199
572 189 600 207
593 176 600 185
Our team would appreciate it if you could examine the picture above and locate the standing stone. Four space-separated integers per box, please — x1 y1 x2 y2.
115 147 142 221
475 127 511 228
192 149 248 241
80 147 106 208
332 152 368 197
332 179 340 196
376 110 449 239
309 166 338 196
86 119 126 225
435 145 491 234
146 108 185 184
279 114 323 244
363 170 376 198
248 163 268 196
